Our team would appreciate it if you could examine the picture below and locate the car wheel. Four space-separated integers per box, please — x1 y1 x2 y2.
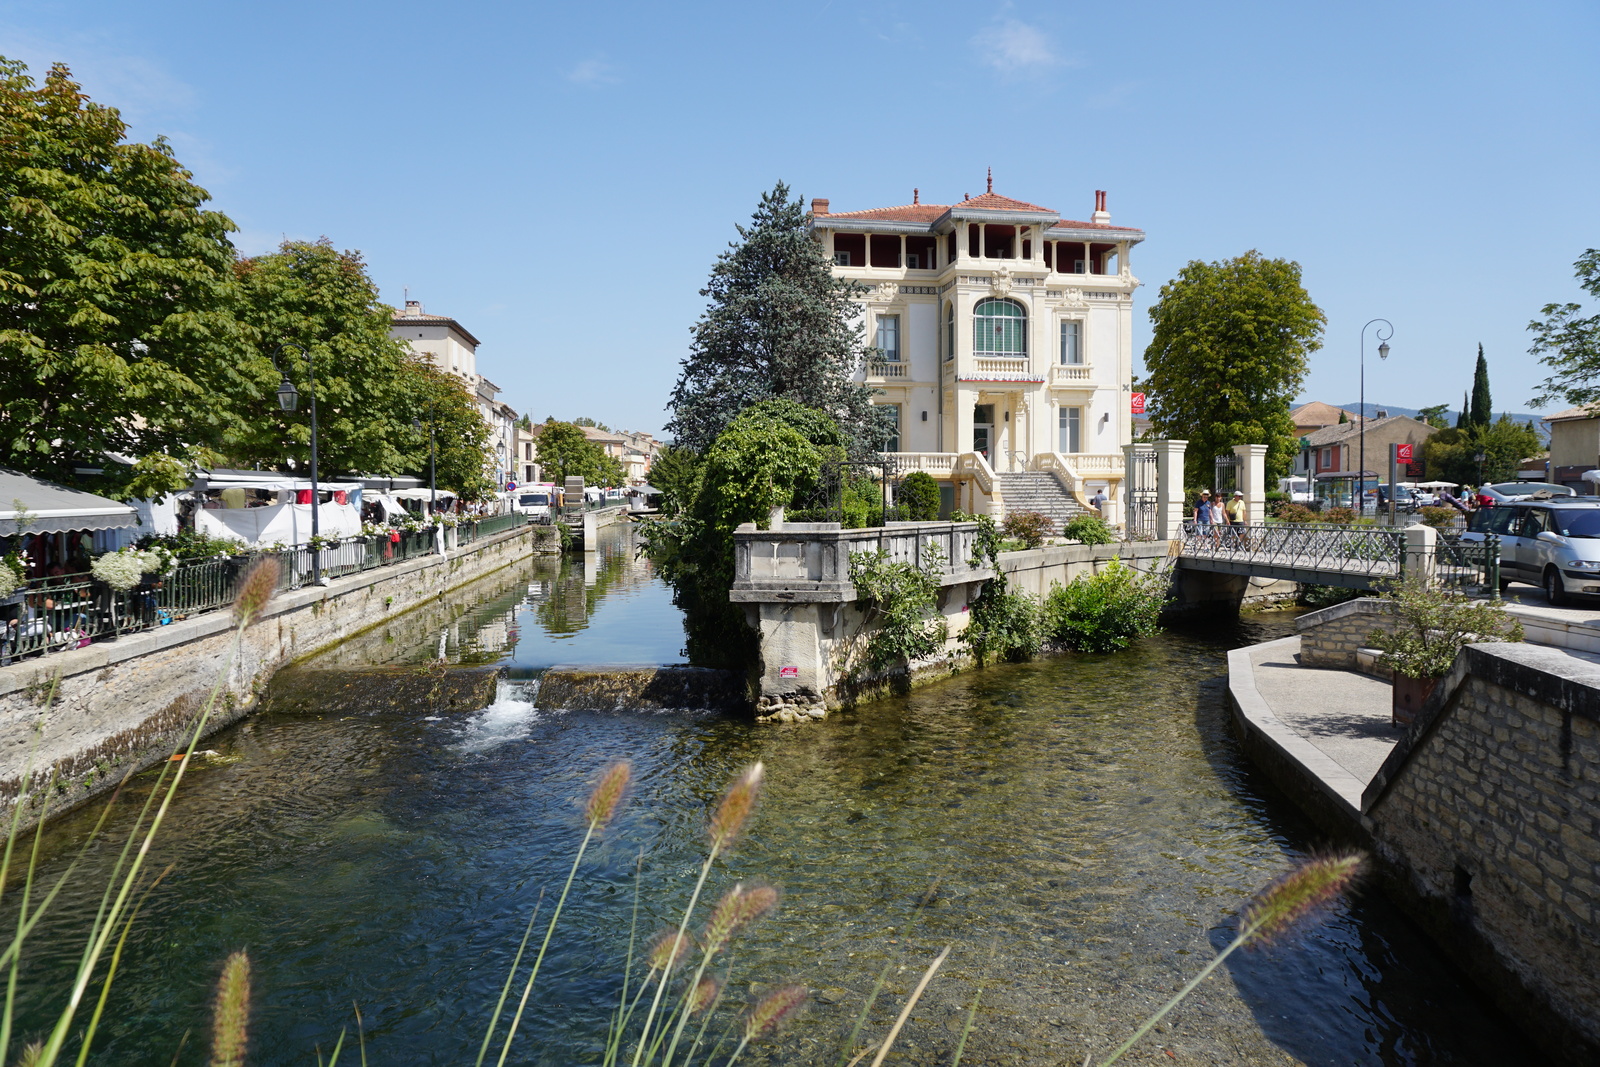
1498 578 1512 593
1544 566 1569 607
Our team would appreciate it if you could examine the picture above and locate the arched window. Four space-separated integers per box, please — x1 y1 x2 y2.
944 302 955 361
973 298 1026 356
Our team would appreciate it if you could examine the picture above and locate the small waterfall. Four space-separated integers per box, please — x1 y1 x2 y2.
454 676 545 752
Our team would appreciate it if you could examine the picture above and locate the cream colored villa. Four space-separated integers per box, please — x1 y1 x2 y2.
813 179 1143 519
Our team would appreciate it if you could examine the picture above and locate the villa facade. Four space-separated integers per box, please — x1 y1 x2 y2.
813 181 1143 515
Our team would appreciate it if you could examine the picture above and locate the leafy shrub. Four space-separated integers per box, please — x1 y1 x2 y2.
1321 507 1356 524
1043 559 1169 653
1367 576 1523 679
1062 515 1115 545
1265 490 1289 506
847 543 949 672
963 585 1043 663
1001 510 1055 548
897 471 941 521
1299 584 1360 608
1418 506 1459 531
139 528 244 560
1272 502 1320 524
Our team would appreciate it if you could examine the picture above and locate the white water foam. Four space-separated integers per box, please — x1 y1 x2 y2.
453 678 544 753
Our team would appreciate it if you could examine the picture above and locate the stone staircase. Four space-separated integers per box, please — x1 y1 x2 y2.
996 472 1090 529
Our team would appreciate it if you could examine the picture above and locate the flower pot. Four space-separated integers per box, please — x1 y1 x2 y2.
1391 673 1441 727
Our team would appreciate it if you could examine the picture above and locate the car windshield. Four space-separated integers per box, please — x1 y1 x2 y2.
519 494 549 506
1552 509 1600 537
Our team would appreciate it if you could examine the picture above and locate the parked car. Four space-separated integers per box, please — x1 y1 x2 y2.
1478 482 1577 503
1461 499 1600 604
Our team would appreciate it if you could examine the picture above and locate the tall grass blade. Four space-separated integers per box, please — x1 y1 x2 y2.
473 890 543 1067
835 963 892 1067
949 987 982 1067
75 866 169 1067
868 945 949 1067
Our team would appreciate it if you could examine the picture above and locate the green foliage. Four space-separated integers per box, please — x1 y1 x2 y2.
536 422 627 487
1264 490 1289 505
666 182 886 456
1298 584 1360 608
1417 506 1459 531
404 359 495 501
1001 510 1055 548
137 528 243 560
1528 248 1600 408
647 444 703 516
1272 502 1320 524
1367 578 1524 679
1469 344 1493 429
1422 417 1542 486
0 58 249 498
897 471 941 521
1139 251 1326 486
846 543 949 673
1062 514 1116 545
955 512 1042 664
1042 559 1168 653
1321 507 1356 524
1416 403 1451 428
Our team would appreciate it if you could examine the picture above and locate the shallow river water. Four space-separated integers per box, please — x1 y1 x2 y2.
8 532 1528 1064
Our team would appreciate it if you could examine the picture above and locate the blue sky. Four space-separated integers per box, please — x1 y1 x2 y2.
6 0 1598 436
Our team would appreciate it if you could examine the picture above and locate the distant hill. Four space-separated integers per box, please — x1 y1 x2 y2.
1336 402 1550 442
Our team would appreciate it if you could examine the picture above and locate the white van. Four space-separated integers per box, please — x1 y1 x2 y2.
514 489 556 522
1278 477 1313 503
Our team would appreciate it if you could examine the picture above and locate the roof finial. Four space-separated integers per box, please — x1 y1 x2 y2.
986 167 993 194
913 187 919 204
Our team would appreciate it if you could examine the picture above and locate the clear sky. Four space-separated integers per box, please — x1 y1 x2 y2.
6 1 1598 436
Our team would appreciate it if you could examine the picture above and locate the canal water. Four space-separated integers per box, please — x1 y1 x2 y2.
6 530 1526 1064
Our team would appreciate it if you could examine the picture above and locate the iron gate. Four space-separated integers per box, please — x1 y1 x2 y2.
1213 453 1239 498
1125 445 1159 541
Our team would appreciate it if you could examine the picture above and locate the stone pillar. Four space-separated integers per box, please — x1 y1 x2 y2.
1152 439 1188 541
1232 443 1269 525
1403 523 1438 585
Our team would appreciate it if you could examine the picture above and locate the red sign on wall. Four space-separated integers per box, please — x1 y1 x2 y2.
1394 443 1415 463
1130 392 1147 415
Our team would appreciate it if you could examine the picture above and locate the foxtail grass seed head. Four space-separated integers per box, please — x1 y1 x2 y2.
744 984 807 1043
232 557 280 629
15 1042 43 1067
210 949 252 1067
1242 851 1366 948
648 928 694 973
689 975 721 1016
584 760 631 828
709 761 764 850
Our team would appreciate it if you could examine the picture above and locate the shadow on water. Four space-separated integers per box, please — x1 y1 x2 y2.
0 547 1535 1065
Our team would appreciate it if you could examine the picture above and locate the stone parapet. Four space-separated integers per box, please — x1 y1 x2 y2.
730 520 992 604
1296 597 1397 667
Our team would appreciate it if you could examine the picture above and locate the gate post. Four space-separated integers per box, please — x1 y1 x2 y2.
1152 439 1188 541
1232 444 1269 526
1403 522 1437 586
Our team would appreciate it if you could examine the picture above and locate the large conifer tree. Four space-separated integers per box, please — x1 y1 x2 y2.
1469 344 1493 428
666 183 885 455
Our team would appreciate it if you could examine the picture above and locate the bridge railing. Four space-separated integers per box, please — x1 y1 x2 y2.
1180 521 1405 581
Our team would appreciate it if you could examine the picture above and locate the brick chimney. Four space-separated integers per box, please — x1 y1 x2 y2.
1091 190 1110 225
811 198 829 216
402 299 424 317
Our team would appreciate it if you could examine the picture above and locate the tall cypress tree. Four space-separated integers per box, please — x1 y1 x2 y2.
1469 344 1493 428
666 182 885 455
1456 390 1468 429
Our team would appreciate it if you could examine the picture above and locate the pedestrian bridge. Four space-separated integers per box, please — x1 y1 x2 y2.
1175 522 1499 593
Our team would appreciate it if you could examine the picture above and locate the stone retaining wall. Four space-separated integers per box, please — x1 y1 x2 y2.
0 524 555 836
1362 642 1600 1063
1296 597 1398 667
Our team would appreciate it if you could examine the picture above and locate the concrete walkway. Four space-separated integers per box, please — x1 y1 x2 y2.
1226 635 1399 840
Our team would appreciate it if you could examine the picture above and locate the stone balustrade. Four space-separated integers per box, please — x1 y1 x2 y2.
730 520 992 604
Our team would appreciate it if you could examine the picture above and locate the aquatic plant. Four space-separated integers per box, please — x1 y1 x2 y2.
845 543 948 674
957 512 1044 664
1042 558 1169 654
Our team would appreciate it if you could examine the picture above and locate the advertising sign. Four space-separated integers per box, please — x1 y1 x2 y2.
1130 392 1146 415
1394 443 1415 463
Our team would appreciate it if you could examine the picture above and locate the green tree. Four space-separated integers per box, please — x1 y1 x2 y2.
1423 416 1540 486
1455 390 1468 429
897 471 941 521
1416 403 1451 428
403 358 494 500
0 58 250 498
226 239 417 478
1528 249 1600 408
666 182 886 455
536 422 625 486
1469 344 1492 429
1139 251 1326 485
646 444 703 516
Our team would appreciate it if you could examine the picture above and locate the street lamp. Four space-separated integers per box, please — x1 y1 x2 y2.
1358 319 1394 515
412 407 437 514
268 342 324 585
1475 450 1487 486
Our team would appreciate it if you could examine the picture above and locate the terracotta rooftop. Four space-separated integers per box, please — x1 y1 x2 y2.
816 190 1141 233
1545 404 1600 422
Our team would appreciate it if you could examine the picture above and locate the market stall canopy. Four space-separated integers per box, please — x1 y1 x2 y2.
390 489 457 501
1582 470 1600 485
195 469 362 493
0 469 138 537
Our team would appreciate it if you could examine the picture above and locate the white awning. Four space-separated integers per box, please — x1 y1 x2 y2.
389 488 457 502
0 469 138 537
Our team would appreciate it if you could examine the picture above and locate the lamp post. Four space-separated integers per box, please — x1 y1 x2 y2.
412 406 436 514
1475 450 1487 487
1358 319 1394 515
269 342 323 585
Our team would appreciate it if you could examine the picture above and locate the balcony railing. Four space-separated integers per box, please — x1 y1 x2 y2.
970 356 1034 377
866 359 909 379
1049 363 1093 384
884 452 957 475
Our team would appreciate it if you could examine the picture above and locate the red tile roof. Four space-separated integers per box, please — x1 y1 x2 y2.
1047 219 1143 234
820 203 951 223
817 191 1142 233
953 192 1055 213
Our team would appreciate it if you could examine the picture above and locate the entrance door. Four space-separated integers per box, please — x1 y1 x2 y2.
973 404 994 461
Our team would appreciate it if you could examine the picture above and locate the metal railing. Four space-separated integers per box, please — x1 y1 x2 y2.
1437 534 1501 596
1180 521 1405 581
0 516 532 666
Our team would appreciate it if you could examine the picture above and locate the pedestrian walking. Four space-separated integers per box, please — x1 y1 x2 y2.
1191 490 1212 543
1091 487 1108 513
1209 494 1228 545
1227 490 1247 547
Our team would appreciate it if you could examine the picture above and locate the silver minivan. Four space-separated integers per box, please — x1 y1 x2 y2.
1463 499 1600 604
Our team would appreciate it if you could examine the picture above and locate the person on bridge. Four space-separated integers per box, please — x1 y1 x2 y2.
1192 490 1213 540
1227 490 1247 543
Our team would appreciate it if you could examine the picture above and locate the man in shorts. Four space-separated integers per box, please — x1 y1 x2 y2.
1191 490 1212 542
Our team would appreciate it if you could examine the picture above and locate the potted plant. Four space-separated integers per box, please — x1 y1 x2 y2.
1367 577 1524 726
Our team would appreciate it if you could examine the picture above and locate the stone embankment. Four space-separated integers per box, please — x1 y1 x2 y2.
1228 598 1600 1065
0 524 557 836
